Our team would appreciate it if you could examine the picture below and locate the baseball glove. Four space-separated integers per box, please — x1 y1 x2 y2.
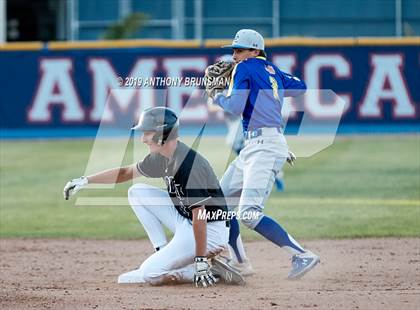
204 61 234 99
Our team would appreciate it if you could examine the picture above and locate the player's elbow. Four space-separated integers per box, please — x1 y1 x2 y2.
296 81 307 96
227 94 247 115
228 105 243 116
286 81 306 98
192 206 206 222
117 166 133 183
294 80 307 94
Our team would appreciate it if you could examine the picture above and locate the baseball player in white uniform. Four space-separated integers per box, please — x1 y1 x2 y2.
213 29 320 279
63 107 244 287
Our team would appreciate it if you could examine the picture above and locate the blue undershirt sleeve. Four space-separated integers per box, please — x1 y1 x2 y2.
214 63 250 115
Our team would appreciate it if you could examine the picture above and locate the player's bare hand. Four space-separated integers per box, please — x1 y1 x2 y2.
287 151 296 166
194 256 216 288
63 176 88 200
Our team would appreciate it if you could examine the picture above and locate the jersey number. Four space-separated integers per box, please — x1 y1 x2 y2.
269 76 280 101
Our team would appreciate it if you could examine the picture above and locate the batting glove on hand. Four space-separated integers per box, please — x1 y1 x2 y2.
194 256 216 288
287 151 296 166
63 176 88 200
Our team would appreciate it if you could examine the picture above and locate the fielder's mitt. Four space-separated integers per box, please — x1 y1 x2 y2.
204 61 234 99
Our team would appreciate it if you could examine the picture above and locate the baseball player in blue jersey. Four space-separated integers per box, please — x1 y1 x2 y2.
211 55 286 192
213 29 320 279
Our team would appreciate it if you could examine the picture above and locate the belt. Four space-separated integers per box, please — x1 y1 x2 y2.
244 127 283 140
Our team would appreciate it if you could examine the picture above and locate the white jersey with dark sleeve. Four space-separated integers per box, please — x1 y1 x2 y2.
136 142 228 222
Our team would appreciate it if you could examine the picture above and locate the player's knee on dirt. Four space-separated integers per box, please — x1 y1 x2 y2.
138 262 163 285
140 266 184 285
237 205 264 229
142 272 164 285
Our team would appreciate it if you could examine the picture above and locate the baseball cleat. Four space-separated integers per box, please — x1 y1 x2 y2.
288 251 320 280
226 258 255 276
117 268 145 284
213 255 255 276
211 257 246 285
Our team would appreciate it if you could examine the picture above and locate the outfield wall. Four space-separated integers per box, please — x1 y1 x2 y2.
0 38 419 137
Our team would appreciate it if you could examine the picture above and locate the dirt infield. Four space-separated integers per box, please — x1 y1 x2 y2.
1 238 419 310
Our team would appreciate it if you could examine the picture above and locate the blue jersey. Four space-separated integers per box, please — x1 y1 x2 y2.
215 56 306 132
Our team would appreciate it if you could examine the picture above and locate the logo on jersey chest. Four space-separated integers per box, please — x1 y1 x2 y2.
165 176 189 214
165 176 184 196
265 65 276 75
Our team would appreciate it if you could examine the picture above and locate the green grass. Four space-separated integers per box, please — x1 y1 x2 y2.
1 135 419 239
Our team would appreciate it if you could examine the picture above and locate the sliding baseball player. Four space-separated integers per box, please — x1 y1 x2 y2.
63 107 244 287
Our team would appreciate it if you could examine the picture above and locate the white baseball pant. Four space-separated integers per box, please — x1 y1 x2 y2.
118 183 229 285
221 127 289 228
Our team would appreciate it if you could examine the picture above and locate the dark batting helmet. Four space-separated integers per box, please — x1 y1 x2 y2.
132 107 179 145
